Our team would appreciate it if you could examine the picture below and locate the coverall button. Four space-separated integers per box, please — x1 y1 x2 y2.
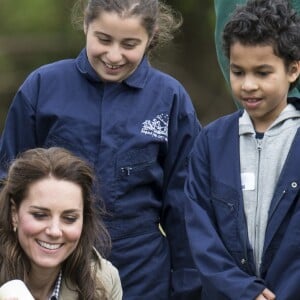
291 182 298 188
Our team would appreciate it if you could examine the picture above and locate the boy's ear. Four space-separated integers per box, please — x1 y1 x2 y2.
288 61 300 83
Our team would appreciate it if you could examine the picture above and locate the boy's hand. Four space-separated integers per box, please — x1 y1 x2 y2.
256 288 276 300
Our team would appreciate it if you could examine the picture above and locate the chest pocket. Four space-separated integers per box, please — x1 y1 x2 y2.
44 134 96 166
115 144 163 196
210 181 241 251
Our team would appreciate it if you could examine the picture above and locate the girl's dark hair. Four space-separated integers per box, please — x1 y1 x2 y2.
0 147 111 299
223 0 300 89
72 0 182 55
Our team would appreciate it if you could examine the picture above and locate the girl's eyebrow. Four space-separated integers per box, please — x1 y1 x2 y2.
123 38 141 43
94 31 141 42
94 31 109 36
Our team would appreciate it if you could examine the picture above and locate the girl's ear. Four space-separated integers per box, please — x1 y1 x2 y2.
11 199 18 231
147 26 159 50
288 61 300 83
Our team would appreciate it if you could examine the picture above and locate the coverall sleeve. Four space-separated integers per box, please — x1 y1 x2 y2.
0 74 39 179
184 130 266 299
214 0 300 98
160 86 203 300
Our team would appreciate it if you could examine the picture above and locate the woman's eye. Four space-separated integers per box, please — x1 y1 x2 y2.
32 212 47 219
63 215 78 223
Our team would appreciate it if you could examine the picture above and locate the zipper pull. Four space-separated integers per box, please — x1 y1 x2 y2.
256 139 263 151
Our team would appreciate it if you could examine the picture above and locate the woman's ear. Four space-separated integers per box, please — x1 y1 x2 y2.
288 61 300 83
11 199 18 231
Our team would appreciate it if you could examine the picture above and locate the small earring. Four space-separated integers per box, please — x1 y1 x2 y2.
13 226 17 232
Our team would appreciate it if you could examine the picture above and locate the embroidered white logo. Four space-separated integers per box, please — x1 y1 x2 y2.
141 113 169 141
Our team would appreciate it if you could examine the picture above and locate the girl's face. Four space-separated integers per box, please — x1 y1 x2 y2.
230 42 300 132
85 11 150 82
11 177 84 273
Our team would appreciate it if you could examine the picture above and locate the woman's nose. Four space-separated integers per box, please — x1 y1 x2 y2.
45 220 63 237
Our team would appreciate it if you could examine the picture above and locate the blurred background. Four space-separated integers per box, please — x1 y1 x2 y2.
0 0 236 132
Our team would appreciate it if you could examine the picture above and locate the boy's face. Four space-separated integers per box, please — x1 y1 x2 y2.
229 42 300 132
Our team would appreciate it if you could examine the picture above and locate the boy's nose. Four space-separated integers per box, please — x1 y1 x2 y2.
241 76 258 91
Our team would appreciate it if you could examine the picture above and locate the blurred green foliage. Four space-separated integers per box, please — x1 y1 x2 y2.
0 0 60 33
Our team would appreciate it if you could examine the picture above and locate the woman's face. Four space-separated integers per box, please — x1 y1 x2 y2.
85 11 150 82
11 177 84 273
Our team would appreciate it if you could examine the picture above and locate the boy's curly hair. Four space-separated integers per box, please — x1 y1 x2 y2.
222 0 300 88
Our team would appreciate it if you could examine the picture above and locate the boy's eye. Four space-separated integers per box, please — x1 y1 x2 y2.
257 71 269 77
231 70 243 76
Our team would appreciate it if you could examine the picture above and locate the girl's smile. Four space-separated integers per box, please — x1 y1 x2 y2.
85 11 150 82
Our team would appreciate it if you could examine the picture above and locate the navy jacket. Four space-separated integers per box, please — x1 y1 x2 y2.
0 49 202 299
185 108 300 299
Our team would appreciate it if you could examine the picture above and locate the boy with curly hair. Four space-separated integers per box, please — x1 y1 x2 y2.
185 0 300 299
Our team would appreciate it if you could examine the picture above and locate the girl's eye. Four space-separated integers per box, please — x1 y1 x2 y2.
98 37 110 44
122 43 136 49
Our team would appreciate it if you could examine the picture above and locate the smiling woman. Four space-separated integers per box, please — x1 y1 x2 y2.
0 147 122 300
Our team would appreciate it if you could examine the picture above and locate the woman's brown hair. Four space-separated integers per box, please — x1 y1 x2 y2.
0 147 111 299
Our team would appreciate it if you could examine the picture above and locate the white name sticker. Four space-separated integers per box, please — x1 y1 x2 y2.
241 172 255 191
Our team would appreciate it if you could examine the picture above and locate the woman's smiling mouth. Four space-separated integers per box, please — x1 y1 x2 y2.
37 240 63 250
